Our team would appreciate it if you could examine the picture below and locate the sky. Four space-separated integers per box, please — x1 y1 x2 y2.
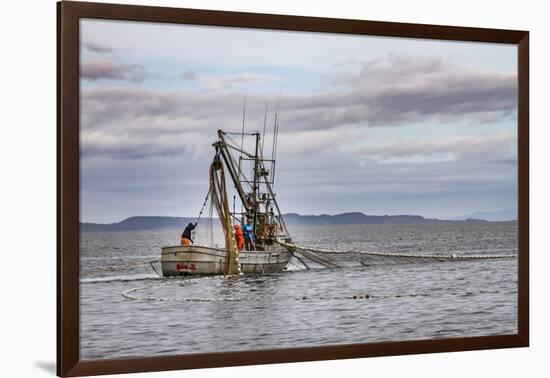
79 19 518 223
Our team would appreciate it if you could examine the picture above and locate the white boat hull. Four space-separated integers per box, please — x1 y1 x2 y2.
161 244 291 276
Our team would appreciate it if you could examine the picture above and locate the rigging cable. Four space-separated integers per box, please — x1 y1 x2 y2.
195 186 212 225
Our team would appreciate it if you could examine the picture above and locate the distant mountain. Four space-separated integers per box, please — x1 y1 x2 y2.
80 216 198 232
80 212 487 232
451 209 517 222
283 212 484 226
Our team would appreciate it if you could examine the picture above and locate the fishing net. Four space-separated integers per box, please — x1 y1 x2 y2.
289 244 514 270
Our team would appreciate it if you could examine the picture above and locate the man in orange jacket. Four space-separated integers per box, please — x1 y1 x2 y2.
233 224 244 251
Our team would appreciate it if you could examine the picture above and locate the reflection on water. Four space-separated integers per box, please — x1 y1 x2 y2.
80 222 517 359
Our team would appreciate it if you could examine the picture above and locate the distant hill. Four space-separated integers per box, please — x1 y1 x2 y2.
283 212 484 226
80 212 487 232
451 209 517 222
80 216 198 232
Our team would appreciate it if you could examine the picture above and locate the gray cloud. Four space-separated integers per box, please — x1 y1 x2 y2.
282 55 517 128
181 70 273 90
80 86 250 159
81 85 249 134
353 130 516 163
182 69 197 80
198 73 273 90
82 41 114 54
80 55 517 161
80 131 205 159
81 60 147 83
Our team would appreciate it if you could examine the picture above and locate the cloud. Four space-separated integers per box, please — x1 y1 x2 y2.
81 130 205 159
353 130 516 163
182 71 273 90
82 41 114 54
281 54 517 128
81 60 147 83
80 86 250 159
80 55 517 160
201 73 272 88
276 129 348 156
350 55 517 126
81 85 249 133
182 69 197 80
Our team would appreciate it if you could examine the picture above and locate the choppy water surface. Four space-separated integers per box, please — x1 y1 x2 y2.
80 222 517 359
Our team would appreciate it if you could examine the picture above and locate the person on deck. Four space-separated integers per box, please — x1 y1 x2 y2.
181 222 197 246
233 224 244 251
242 222 254 250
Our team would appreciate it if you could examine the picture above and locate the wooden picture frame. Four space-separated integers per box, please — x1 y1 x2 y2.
57 1 529 376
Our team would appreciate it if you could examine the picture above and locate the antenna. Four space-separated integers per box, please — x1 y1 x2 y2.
261 101 268 155
239 97 246 215
271 94 281 181
240 97 246 163
272 96 279 161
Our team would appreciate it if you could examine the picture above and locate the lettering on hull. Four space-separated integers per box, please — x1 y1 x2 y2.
176 263 197 271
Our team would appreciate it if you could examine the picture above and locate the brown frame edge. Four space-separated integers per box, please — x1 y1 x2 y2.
57 1 529 376
58 1 80 376
69 335 524 377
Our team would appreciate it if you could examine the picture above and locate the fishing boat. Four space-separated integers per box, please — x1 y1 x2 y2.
158 123 516 277
161 124 294 277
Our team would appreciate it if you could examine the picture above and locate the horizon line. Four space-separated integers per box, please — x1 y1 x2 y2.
80 209 517 225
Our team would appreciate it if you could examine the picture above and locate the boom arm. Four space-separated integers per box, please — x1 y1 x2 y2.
215 130 249 213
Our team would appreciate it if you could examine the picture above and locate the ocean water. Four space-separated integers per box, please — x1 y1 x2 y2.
79 222 518 360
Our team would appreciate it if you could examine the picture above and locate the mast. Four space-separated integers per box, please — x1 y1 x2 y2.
252 132 260 239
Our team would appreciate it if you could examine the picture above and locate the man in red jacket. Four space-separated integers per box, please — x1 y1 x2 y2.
233 224 244 251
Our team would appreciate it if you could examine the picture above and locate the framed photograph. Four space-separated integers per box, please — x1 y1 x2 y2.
57 1 529 376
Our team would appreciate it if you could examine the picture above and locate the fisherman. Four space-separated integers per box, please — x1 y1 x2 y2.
181 222 197 246
242 222 254 250
233 224 244 251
